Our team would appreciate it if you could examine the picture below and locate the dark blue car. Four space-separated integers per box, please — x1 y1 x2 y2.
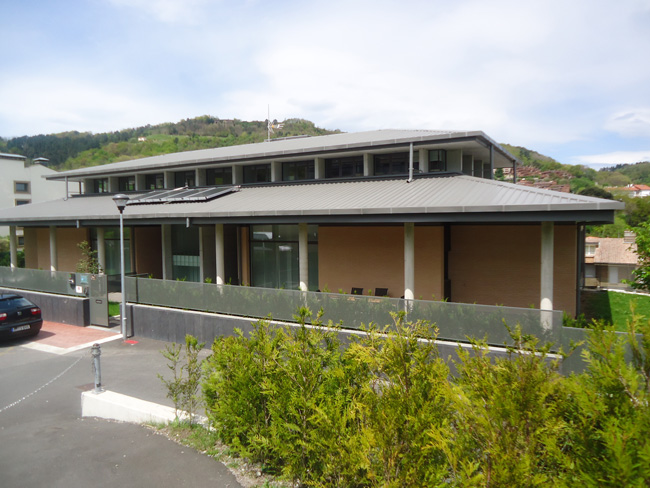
0 294 42 341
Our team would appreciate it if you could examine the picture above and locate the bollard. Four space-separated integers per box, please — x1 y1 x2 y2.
90 343 104 393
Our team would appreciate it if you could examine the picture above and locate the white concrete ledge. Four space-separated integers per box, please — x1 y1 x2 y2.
82 390 179 425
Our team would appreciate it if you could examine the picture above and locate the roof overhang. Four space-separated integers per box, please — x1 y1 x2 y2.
0 175 623 228
45 130 519 182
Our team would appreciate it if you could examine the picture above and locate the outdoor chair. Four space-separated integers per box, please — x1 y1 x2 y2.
351 287 363 295
375 288 389 297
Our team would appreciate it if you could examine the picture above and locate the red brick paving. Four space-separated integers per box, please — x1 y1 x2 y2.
32 321 120 348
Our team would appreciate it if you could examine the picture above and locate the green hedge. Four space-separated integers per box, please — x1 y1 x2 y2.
202 309 650 487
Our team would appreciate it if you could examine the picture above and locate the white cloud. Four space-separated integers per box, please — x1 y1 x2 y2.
605 109 650 138
572 150 650 168
0 76 189 136
105 0 215 24
3 0 650 168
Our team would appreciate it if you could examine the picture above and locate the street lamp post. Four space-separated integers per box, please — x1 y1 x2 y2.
112 194 129 340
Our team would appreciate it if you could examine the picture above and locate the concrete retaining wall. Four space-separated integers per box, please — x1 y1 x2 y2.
0 287 89 326
127 303 512 368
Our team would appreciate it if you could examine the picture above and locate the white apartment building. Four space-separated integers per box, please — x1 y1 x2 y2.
0 153 68 239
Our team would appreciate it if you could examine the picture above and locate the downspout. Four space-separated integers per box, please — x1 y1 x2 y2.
489 144 494 180
65 176 69 201
408 142 414 183
576 224 586 317
513 160 517 184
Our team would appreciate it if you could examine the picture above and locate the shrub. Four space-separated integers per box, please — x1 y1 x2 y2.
562 314 650 486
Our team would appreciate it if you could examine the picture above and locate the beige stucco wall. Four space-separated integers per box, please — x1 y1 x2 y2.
23 228 40 269
318 225 444 298
24 227 87 271
448 224 577 315
134 226 163 278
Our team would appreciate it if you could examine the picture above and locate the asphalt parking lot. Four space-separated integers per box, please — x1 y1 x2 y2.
0 322 241 488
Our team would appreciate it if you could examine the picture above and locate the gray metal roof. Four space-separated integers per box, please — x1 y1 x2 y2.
46 129 517 180
0 152 26 160
0 174 623 226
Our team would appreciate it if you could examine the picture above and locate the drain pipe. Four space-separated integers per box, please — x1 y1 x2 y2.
408 142 414 183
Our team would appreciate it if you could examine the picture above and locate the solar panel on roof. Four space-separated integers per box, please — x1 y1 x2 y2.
127 186 238 205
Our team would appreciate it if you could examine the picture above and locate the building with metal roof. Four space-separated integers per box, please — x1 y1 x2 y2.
0 129 624 318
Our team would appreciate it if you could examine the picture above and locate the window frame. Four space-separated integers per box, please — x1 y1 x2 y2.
206 167 233 186
14 181 30 193
243 164 271 184
282 160 315 181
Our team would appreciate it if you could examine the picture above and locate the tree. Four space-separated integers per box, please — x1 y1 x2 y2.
625 222 650 291
75 241 102 274
578 186 614 199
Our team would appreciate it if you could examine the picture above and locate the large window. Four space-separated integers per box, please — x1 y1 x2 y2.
243 164 271 184
174 170 196 188
145 173 165 190
91 227 132 276
373 152 419 176
428 150 447 172
250 224 318 290
206 167 233 185
171 224 200 282
324 156 364 179
118 176 135 191
93 178 108 193
282 160 314 181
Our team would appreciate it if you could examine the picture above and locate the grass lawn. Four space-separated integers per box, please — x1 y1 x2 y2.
580 290 650 331
108 301 120 317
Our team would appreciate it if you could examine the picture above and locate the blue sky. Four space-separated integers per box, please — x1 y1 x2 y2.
1 0 649 169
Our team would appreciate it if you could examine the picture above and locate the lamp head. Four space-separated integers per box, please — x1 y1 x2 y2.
112 194 129 213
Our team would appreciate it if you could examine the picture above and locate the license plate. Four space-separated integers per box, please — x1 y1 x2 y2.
12 325 30 332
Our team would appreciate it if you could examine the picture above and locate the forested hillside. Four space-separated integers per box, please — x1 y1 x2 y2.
1 117 648 194
0 116 338 170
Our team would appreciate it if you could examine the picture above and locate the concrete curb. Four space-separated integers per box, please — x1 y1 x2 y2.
81 390 208 426
82 390 177 424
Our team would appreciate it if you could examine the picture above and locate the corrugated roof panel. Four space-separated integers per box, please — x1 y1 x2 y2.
47 129 503 180
0 175 623 225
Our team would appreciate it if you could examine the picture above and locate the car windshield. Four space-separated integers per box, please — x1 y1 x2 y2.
0 297 33 311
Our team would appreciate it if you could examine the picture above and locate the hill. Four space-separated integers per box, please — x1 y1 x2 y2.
0 116 339 170
1 119 648 194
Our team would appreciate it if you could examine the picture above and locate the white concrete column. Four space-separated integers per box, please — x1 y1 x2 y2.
164 171 174 189
271 161 282 182
196 168 206 187
540 221 554 310
233 165 243 185
314 157 325 179
446 149 462 173
97 227 106 274
108 177 119 193
215 224 225 285
363 153 373 176
49 226 58 272
404 222 415 300
9 226 18 269
419 148 429 173
161 224 173 280
298 223 308 291
135 174 146 191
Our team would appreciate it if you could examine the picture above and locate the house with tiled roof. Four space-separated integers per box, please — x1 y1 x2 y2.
584 231 639 289
607 184 650 198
